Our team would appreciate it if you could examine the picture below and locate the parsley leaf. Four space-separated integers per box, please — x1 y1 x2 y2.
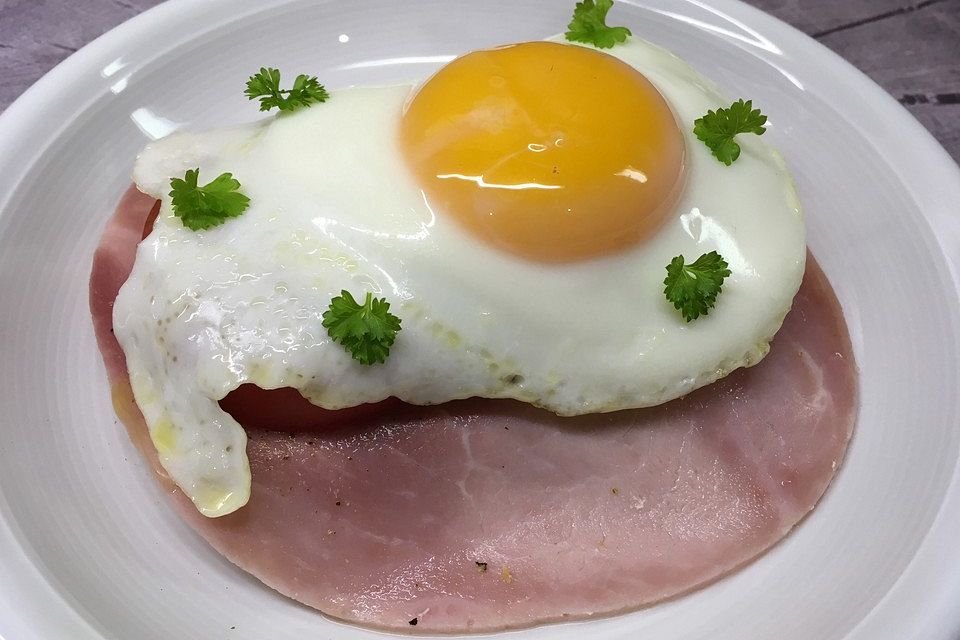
244 67 330 112
663 251 731 322
693 99 768 165
322 291 402 366
565 0 632 49
168 169 250 231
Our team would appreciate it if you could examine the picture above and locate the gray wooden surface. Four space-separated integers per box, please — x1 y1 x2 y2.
0 0 958 161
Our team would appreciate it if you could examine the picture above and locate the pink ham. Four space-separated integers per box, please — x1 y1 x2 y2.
91 185 857 633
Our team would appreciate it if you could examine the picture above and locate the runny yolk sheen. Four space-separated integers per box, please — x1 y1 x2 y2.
400 41 686 262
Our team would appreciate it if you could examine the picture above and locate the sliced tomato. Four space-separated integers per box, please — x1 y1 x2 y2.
142 199 161 239
219 385 400 431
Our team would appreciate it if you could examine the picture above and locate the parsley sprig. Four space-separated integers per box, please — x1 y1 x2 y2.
663 251 731 322
565 0 632 49
693 99 768 165
245 67 330 112
322 291 402 365
168 169 250 231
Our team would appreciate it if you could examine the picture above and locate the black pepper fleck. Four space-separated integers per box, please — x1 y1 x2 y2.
409 618 418 626
475 561 488 573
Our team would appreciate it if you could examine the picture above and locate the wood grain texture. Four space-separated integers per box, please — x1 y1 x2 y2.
752 0 960 160
0 0 957 160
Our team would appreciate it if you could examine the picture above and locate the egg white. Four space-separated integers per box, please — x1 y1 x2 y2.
115 36 805 516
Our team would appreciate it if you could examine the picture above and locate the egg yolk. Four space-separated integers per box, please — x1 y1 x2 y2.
400 41 686 262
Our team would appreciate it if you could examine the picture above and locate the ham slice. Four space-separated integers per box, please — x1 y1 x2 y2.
91 185 857 633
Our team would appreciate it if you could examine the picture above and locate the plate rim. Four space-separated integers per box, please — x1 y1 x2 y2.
1 0 959 638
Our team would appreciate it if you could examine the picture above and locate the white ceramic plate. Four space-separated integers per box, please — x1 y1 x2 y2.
1 1 959 638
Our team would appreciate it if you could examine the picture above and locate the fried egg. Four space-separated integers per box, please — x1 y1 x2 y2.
115 36 805 517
